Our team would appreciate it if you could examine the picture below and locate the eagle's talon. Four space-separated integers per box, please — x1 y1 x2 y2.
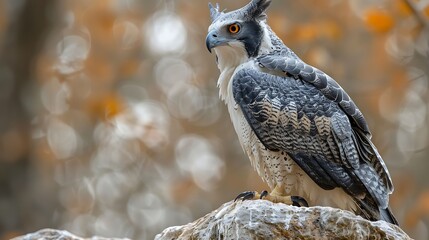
260 190 269 199
234 191 256 201
291 195 309 207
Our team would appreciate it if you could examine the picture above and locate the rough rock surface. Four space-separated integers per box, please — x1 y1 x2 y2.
155 200 412 240
12 229 130 240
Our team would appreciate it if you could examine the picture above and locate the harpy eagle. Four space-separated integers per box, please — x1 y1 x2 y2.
205 0 397 224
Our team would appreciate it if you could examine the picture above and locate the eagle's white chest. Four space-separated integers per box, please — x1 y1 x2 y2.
218 60 357 212
223 66 303 193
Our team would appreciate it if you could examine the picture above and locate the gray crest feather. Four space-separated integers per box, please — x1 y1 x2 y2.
242 0 272 20
208 2 223 22
209 0 272 23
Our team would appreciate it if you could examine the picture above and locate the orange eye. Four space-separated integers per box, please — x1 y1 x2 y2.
228 23 240 34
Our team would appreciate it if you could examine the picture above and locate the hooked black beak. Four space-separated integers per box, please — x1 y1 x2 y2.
206 31 229 53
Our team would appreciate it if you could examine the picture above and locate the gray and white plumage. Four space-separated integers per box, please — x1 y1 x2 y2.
206 0 397 224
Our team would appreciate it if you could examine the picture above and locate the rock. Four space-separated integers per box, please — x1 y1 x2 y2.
155 200 412 240
12 229 130 240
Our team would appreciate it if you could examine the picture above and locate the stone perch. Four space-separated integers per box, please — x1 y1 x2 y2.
155 200 411 240
12 229 130 240
11 201 411 240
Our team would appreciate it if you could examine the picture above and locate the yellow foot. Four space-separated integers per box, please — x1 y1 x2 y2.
234 190 309 207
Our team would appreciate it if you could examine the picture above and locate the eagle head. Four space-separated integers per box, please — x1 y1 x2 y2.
205 0 273 60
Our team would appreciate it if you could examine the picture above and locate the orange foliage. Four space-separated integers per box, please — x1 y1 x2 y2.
171 178 197 203
405 191 429 227
88 94 124 119
424 5 429 17
85 55 114 83
119 59 140 77
364 8 395 33
418 192 429 213
396 0 413 17
268 14 289 39
294 24 318 42
291 21 341 42
319 21 342 40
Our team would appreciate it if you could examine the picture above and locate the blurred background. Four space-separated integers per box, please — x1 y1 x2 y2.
0 0 428 239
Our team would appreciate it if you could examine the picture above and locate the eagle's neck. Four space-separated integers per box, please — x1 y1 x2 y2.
214 43 249 102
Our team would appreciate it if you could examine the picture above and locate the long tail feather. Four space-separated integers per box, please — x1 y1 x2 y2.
380 207 399 226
